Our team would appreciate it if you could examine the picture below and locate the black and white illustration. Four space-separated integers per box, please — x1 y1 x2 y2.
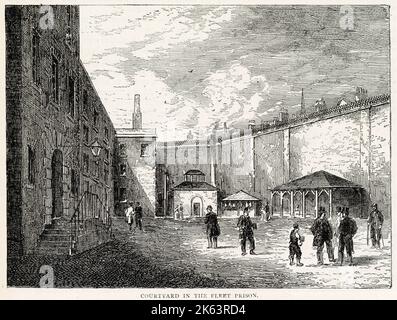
6 4 391 289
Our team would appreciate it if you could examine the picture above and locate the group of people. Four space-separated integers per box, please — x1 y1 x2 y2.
125 201 144 231
204 201 384 265
288 203 384 267
205 205 257 255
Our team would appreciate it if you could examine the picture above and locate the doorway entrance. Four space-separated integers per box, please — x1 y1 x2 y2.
51 149 63 219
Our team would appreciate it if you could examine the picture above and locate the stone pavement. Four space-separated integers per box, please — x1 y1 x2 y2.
113 214 391 288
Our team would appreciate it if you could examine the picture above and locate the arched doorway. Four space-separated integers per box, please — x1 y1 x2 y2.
191 196 203 217
51 149 63 219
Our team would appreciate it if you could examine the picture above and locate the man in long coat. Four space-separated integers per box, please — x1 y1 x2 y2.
237 207 256 256
338 208 358 266
310 207 335 265
205 205 219 249
367 203 384 248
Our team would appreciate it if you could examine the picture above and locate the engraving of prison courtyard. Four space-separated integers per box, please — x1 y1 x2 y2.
6 5 390 288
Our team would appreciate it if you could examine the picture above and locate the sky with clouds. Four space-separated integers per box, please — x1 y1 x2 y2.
80 5 390 141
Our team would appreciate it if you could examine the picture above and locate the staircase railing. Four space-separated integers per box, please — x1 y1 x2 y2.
69 191 112 255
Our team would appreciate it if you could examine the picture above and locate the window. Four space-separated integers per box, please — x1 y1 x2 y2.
93 109 99 128
119 143 127 157
32 33 40 84
119 188 126 202
94 160 99 177
140 143 149 157
71 169 78 195
83 153 89 173
68 75 75 117
104 166 109 185
83 90 88 114
28 146 35 184
104 148 109 161
51 55 59 103
119 163 126 176
83 125 89 144
104 127 109 141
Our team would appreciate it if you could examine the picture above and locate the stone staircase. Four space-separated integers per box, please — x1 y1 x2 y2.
37 219 71 255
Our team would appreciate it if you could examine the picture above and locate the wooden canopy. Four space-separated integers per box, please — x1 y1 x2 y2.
270 170 363 218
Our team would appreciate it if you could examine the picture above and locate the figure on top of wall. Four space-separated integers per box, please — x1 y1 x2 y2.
205 205 220 249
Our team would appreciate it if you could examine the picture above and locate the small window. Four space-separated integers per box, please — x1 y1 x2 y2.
28 146 35 184
119 187 126 201
104 148 110 161
83 154 89 173
119 163 126 176
51 55 59 103
104 166 109 184
93 109 99 128
83 90 88 114
94 160 99 177
83 125 89 143
119 144 127 157
140 143 149 157
68 75 75 117
104 127 109 140
32 33 40 85
71 169 78 195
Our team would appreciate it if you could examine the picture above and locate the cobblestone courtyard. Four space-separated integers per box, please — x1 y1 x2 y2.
8 215 391 288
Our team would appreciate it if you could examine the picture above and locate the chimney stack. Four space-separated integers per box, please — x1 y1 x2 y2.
132 94 142 130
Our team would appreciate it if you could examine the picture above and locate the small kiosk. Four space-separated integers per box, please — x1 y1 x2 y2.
221 190 260 218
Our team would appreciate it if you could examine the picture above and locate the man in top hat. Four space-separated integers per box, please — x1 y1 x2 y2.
310 206 335 265
205 205 220 249
237 207 257 256
367 203 384 248
338 207 358 266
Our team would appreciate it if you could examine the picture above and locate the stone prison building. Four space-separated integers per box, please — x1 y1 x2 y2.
6 5 391 257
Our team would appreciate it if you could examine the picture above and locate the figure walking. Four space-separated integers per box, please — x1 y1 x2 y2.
125 201 135 231
367 203 384 249
338 207 358 266
310 207 335 265
289 222 304 266
237 207 257 256
205 205 220 249
135 202 143 231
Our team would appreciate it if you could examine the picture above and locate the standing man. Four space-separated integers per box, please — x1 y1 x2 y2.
310 207 335 265
125 201 134 231
338 207 358 266
179 203 184 220
237 207 257 256
264 201 271 221
204 205 219 249
135 202 143 231
367 203 384 249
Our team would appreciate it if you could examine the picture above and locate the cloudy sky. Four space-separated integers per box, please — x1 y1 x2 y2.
80 5 390 141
